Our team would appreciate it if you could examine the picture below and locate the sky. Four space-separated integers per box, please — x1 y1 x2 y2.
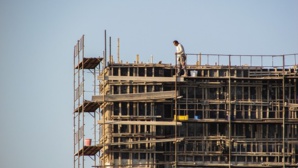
0 0 297 168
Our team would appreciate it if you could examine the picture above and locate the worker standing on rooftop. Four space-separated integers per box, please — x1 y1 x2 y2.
173 40 187 76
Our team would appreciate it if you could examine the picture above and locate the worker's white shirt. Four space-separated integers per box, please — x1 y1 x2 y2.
176 43 185 55
176 43 185 61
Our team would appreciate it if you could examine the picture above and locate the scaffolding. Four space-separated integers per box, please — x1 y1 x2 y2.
73 35 103 168
73 35 298 168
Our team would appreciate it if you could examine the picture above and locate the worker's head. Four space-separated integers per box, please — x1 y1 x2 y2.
173 40 179 46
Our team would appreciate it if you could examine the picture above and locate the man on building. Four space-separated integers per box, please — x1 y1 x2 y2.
173 40 187 76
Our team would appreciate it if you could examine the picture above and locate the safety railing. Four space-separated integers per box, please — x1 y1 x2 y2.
186 53 298 69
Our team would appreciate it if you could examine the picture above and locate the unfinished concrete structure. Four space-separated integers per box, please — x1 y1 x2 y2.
74 35 298 168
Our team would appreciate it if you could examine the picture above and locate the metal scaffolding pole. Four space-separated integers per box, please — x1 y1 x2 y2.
282 55 285 168
228 55 231 168
174 53 178 168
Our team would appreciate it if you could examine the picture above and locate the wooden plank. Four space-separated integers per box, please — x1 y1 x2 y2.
74 146 101 156
92 90 177 102
75 58 103 69
99 137 184 146
288 103 298 107
74 100 99 112
111 115 162 119
98 120 182 126
100 149 164 154
111 133 165 138
98 75 184 82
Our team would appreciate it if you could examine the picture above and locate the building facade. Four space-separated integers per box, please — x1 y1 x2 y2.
74 36 298 168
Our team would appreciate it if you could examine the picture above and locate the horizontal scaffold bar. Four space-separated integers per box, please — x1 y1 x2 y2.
98 120 182 126
92 90 178 102
98 75 185 82
98 137 184 147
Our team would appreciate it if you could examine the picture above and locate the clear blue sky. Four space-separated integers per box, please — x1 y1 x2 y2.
0 0 297 168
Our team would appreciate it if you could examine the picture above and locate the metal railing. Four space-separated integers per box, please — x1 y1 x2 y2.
186 53 298 69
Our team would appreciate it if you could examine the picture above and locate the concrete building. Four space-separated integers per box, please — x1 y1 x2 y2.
74 35 298 168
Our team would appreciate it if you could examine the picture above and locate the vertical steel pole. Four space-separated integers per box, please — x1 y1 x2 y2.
261 55 263 67
282 55 285 168
104 30 107 68
109 36 111 65
103 50 106 168
80 35 85 168
117 38 120 63
228 55 231 168
103 28 106 168
73 43 76 168
94 62 97 166
174 53 177 168
98 61 101 167
77 40 81 168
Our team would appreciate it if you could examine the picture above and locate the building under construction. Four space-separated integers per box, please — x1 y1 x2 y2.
73 35 298 168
